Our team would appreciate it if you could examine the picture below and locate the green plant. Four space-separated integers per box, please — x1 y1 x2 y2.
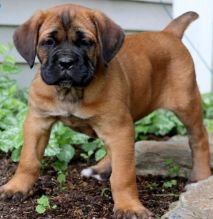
0 42 19 74
80 139 106 161
52 159 68 189
163 159 179 190
164 159 180 177
135 109 186 141
45 122 106 163
203 93 213 133
0 43 27 161
35 195 56 214
163 179 177 189
101 187 111 198
57 171 66 187
147 182 159 190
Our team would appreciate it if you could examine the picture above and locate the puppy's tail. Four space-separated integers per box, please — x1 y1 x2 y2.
163 11 199 39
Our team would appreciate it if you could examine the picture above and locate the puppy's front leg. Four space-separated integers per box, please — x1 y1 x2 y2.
94 115 153 219
0 110 54 197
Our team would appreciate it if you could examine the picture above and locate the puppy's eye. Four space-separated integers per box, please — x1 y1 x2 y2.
82 39 94 47
74 38 94 48
41 38 55 47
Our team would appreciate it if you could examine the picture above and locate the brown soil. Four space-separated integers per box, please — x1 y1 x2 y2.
0 153 187 219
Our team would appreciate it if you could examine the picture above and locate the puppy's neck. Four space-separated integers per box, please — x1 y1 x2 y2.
55 86 84 103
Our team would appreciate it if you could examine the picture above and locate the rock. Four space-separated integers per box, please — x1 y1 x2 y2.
161 176 213 219
135 135 213 177
135 135 213 219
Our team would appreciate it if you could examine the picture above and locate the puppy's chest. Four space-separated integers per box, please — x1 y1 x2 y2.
49 87 89 119
47 101 89 120
36 86 90 120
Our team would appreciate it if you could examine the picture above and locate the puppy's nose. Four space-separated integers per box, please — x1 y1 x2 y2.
59 57 75 70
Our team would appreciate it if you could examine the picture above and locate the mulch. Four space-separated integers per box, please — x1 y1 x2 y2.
0 153 187 219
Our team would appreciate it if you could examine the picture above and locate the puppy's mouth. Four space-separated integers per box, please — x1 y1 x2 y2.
58 80 73 88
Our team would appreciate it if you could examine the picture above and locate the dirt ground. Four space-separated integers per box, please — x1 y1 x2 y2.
0 153 187 219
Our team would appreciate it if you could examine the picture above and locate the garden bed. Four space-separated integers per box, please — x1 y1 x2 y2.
0 153 187 219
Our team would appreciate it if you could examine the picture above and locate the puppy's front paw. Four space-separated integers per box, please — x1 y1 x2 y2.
0 184 31 202
0 188 30 202
114 202 154 219
114 205 154 219
0 175 35 201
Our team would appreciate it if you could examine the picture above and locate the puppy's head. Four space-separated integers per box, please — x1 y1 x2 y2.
13 4 125 87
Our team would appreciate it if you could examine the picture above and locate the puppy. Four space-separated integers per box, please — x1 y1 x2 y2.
0 4 211 219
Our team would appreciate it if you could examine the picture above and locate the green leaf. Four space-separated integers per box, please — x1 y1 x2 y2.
80 153 89 160
163 179 177 188
81 139 102 153
205 119 213 133
169 165 180 176
52 160 68 172
4 55 16 64
45 139 61 157
71 132 90 144
37 195 50 208
56 144 75 163
164 159 174 166
80 142 96 153
57 172 66 185
135 109 186 140
11 148 21 162
101 187 111 197
36 205 46 214
0 43 9 55
95 148 107 161
0 62 19 74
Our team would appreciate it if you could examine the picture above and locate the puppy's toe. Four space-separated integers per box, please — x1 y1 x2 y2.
11 192 29 202
0 190 13 201
0 185 30 202
114 208 154 219
81 167 110 181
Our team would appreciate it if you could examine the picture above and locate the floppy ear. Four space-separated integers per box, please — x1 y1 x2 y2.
92 11 125 66
13 11 44 68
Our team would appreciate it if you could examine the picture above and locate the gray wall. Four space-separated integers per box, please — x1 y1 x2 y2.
0 0 172 87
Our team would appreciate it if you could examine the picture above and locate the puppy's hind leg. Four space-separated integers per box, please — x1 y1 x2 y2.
169 88 211 182
81 153 111 181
